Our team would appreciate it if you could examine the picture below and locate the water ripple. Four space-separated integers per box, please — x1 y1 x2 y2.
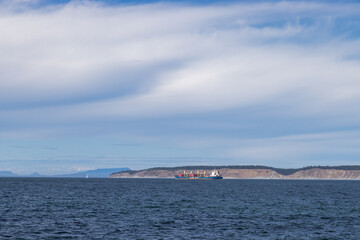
0 178 359 239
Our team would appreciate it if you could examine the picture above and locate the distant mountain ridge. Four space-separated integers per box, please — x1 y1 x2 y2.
0 171 18 177
55 168 131 178
0 168 130 178
109 165 360 180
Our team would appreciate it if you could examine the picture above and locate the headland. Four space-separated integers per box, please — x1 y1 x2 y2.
109 165 360 180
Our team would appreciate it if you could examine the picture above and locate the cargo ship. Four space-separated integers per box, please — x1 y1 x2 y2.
175 170 223 179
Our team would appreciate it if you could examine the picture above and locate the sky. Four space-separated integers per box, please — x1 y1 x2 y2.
1 0 360 174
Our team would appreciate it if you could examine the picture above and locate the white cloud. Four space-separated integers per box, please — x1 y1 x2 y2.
0 1 360 128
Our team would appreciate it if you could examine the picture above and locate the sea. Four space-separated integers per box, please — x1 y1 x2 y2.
0 178 359 239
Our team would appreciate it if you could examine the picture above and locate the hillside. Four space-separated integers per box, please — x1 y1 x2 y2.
0 171 18 177
56 168 130 178
109 165 360 180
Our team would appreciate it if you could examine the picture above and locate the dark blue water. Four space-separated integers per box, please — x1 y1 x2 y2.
0 178 359 239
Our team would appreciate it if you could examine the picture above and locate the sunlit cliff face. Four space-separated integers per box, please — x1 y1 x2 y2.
110 167 360 180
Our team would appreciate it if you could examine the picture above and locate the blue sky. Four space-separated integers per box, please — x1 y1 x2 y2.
1 0 360 174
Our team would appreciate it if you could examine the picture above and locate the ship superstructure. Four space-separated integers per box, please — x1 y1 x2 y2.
175 170 223 179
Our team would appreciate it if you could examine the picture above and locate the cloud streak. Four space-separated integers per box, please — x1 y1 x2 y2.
1 1 359 115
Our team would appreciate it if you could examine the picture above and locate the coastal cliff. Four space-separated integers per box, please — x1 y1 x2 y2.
109 166 360 180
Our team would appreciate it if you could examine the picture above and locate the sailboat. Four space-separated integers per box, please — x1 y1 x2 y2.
85 174 88 179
